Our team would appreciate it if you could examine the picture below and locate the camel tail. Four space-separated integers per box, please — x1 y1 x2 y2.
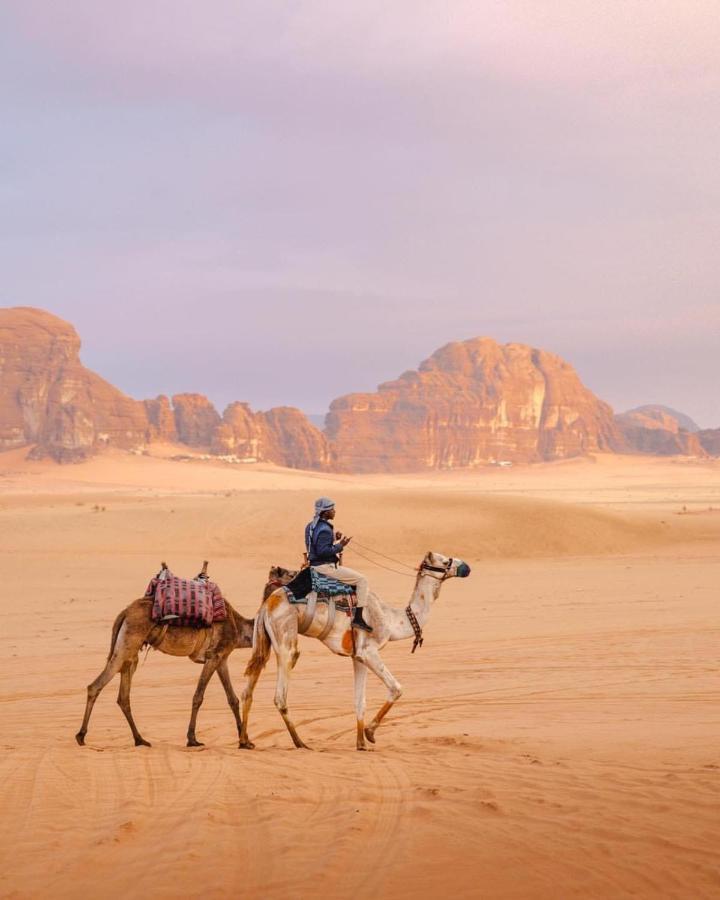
244 600 272 679
107 610 126 661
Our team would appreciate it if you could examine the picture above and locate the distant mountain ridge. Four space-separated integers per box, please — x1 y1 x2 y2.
620 405 700 433
0 308 328 467
0 306 717 468
327 338 626 471
614 405 707 458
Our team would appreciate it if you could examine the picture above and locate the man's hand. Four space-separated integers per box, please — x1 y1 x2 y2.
339 535 352 547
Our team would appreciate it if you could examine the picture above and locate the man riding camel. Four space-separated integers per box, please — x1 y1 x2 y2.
305 497 373 633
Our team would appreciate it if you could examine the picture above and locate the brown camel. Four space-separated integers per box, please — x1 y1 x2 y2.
75 566 296 749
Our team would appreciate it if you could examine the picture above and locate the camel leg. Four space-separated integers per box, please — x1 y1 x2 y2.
216 657 244 743
76 652 127 746
353 658 369 751
186 657 221 747
239 664 261 750
117 658 151 747
275 642 309 750
356 647 403 745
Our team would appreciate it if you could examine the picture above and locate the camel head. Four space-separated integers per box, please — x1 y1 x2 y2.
421 551 471 580
267 565 298 586
261 566 298 602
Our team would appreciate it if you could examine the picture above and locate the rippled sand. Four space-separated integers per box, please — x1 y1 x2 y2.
1 450 718 898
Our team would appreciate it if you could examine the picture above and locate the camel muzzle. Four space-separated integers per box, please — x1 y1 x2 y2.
456 562 471 578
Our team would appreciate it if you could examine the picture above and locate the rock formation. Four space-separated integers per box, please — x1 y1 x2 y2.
616 407 707 457
0 307 328 466
698 429 720 456
0 307 150 461
2 307 716 469
211 402 328 469
261 406 330 469
171 393 222 447
143 395 177 442
326 338 625 472
620 405 700 433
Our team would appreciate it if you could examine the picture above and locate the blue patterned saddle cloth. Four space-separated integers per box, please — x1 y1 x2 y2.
311 568 356 597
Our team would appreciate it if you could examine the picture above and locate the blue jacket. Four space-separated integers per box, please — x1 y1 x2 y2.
305 519 344 566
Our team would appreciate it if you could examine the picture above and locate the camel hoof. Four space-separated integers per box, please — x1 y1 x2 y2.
356 745 367 751
295 742 311 750
187 739 204 748
75 733 85 746
238 741 255 750
364 728 376 744
135 738 152 747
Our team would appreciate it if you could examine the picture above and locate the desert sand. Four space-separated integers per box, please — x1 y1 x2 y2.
0 449 718 899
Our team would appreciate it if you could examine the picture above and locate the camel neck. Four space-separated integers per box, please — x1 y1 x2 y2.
384 571 443 644
408 573 441 626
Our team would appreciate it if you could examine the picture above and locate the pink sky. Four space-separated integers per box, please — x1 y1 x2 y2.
1 2 718 424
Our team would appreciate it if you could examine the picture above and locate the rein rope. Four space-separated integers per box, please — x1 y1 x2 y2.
350 539 418 573
347 544 417 578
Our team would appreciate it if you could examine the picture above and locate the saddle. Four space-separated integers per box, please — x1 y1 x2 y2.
145 561 227 628
282 567 356 639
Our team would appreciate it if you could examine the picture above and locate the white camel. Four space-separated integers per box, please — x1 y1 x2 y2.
239 551 471 751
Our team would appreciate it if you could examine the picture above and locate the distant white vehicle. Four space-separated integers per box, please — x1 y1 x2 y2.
496 460 513 467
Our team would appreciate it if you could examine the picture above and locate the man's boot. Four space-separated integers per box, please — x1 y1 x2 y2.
352 607 373 633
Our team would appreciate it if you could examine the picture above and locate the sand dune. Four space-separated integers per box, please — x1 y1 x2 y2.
1 452 719 898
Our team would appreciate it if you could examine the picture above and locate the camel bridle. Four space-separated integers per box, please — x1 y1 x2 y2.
418 557 454 580
405 558 453 652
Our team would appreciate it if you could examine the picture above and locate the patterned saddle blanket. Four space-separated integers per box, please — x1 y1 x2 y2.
145 570 227 627
310 568 357 598
283 567 356 605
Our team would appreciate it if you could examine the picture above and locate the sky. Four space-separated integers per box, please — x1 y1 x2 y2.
1 1 719 426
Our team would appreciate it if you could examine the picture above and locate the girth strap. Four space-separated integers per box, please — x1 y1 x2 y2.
297 591 337 640
298 592 317 634
317 599 336 641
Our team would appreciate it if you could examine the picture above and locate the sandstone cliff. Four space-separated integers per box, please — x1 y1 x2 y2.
0 307 328 466
326 338 625 472
3 307 715 469
144 395 177 442
260 406 330 469
0 307 150 461
615 407 707 457
171 393 222 446
212 402 329 469
619 405 700 433
698 429 720 456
